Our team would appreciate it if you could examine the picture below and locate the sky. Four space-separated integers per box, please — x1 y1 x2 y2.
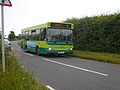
0 0 120 37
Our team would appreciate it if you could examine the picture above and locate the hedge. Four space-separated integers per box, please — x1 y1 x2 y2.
65 13 120 53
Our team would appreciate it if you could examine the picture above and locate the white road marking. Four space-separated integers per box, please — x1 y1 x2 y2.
43 58 108 77
46 85 55 90
23 52 33 56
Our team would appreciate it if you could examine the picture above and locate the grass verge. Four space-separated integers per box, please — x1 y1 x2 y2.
0 50 48 90
71 50 120 64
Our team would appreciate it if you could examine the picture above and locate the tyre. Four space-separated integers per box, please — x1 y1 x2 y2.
25 45 27 51
36 47 39 56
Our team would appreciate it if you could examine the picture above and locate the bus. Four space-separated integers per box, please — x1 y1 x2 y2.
21 22 74 55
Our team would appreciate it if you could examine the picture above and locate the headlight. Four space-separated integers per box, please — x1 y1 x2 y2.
46 48 53 50
69 48 73 50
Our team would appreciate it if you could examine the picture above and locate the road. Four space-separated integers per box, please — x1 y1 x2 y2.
11 41 120 90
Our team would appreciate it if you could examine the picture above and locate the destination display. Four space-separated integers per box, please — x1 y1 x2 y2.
51 23 71 29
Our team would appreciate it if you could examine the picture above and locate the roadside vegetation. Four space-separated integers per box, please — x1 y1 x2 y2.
65 13 120 54
0 43 47 90
71 50 120 64
64 13 120 64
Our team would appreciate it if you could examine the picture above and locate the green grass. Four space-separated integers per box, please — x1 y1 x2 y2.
71 50 120 64
0 50 48 90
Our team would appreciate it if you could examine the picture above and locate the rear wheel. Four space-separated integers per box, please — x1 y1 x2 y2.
24 45 27 50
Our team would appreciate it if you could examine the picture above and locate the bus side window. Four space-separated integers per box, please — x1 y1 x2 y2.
31 30 36 40
40 28 46 41
27 31 31 40
28 31 31 40
25 31 29 40
36 29 40 41
29 31 32 40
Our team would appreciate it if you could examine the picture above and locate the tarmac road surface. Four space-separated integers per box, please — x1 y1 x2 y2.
11 41 120 90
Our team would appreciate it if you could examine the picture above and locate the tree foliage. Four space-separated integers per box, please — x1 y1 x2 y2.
65 13 120 53
8 31 16 40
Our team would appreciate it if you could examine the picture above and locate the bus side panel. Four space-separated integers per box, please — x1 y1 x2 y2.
36 41 48 54
39 48 48 54
26 41 37 52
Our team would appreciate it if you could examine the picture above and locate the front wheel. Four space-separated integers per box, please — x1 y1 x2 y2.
36 47 39 56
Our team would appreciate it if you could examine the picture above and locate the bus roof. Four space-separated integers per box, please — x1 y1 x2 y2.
22 22 74 33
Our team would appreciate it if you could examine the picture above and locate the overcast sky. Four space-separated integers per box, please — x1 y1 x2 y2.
0 0 120 36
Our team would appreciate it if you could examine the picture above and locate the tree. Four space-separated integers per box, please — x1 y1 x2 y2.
8 31 16 40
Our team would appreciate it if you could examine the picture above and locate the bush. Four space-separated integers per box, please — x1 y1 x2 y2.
65 13 120 53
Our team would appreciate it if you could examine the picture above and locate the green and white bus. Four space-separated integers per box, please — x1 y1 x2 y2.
21 22 74 55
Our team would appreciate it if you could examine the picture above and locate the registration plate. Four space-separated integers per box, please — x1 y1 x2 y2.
58 52 64 54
